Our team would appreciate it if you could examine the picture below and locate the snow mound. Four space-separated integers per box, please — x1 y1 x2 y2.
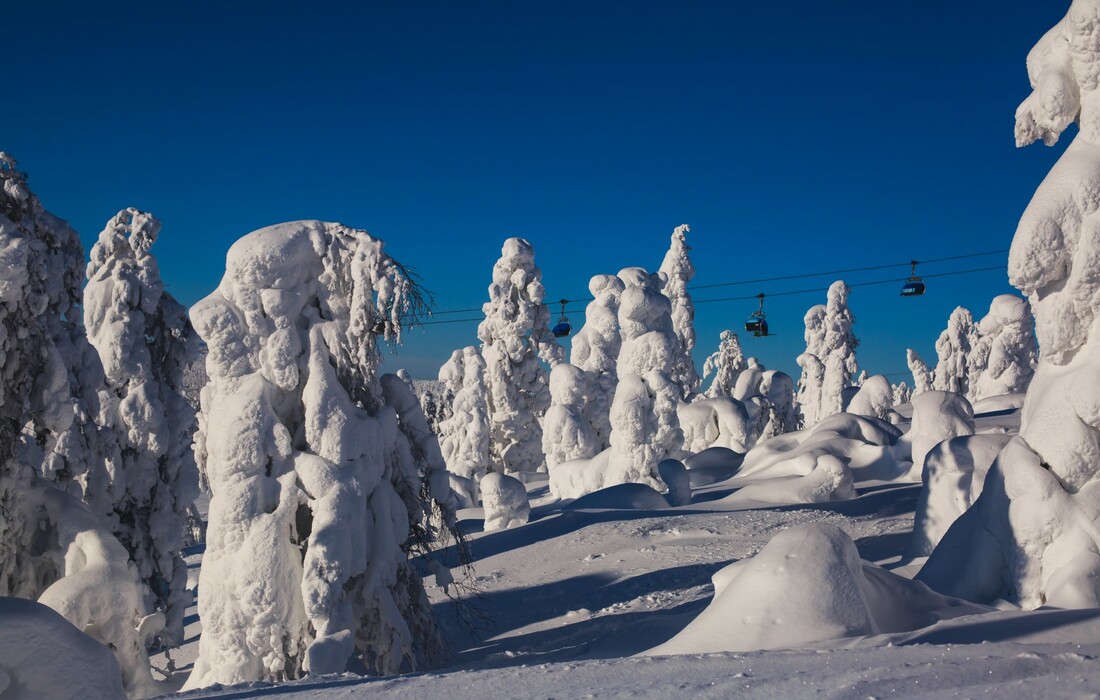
657 459 691 506
682 447 743 486
481 473 530 531
910 434 1013 557
739 412 904 484
646 523 986 655
678 396 762 453
902 391 974 481
549 449 610 500
0 597 126 700
564 483 670 511
725 454 856 505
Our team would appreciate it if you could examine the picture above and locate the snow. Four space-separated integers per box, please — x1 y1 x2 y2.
0 597 126 700
187 221 453 688
647 523 985 655
480 472 530 531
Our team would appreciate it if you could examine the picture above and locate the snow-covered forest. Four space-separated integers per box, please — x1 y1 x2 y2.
6 2 1100 699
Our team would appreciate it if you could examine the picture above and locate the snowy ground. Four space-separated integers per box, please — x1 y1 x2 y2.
156 405 1100 699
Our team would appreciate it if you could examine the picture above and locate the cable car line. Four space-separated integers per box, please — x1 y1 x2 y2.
424 249 1008 317
688 249 1007 292
417 265 1005 327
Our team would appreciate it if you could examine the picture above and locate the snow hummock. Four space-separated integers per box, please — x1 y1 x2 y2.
0 597 126 700
480 472 530 531
647 523 985 655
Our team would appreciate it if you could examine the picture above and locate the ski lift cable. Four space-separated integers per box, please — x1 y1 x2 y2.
418 265 1005 326
425 249 1009 316
688 249 1008 292
692 265 1005 305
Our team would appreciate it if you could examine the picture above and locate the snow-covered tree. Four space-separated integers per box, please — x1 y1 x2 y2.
796 282 857 426
410 378 451 436
658 224 700 396
0 154 158 696
820 281 859 419
760 370 799 439
702 330 745 399
932 307 975 396
846 375 894 422
477 238 562 474
920 2 1100 609
795 352 825 428
438 347 491 481
892 381 912 406
606 267 684 489
796 304 827 426
83 208 200 649
969 294 1038 400
570 273 625 451
186 221 456 688
907 348 933 395
542 363 598 470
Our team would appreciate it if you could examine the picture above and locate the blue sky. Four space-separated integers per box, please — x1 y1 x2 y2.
4 1 1067 381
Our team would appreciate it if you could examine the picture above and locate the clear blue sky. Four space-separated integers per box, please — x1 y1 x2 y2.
4 1 1067 381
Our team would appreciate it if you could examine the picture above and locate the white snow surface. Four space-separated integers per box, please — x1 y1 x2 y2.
0 597 126 700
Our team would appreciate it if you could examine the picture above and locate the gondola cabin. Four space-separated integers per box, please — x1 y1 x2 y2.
745 316 768 337
901 260 925 297
552 299 572 337
745 293 770 337
900 279 926 296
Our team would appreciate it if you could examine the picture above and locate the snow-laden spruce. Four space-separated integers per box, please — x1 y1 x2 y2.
847 374 895 423
921 2 1100 609
437 347 491 481
658 224 700 396
820 281 859 419
606 267 685 490
542 363 599 471
477 238 562 474
702 329 745 399
932 307 976 396
907 348 933 395
0 155 158 697
186 221 457 688
83 208 200 650
570 273 625 451
968 294 1037 401
797 282 858 427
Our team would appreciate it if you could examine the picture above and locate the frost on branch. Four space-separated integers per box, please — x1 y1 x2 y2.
84 208 200 650
658 224 700 396
921 1 1100 609
186 221 454 689
477 238 562 474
